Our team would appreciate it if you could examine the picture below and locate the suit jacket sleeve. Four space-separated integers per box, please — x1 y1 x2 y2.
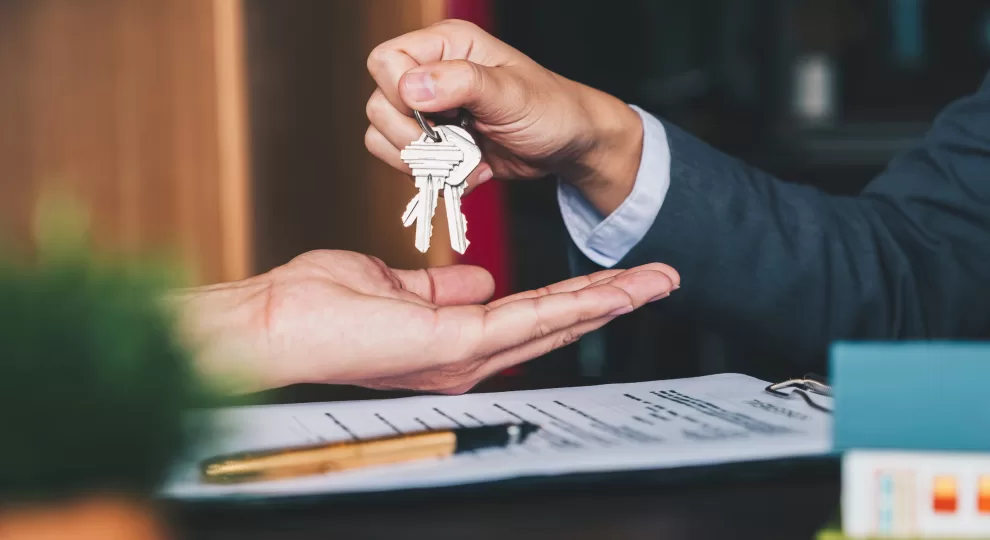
615 73 990 370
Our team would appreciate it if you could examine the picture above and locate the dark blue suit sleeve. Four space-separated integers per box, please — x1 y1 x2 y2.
619 74 990 370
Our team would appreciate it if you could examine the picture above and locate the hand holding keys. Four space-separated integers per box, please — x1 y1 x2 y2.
399 111 481 254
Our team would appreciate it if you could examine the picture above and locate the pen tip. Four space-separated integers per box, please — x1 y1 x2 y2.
518 422 539 442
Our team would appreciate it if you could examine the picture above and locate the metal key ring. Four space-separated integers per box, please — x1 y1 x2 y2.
414 111 441 142
457 109 472 130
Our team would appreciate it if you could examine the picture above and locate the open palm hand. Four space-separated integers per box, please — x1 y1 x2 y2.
252 250 677 393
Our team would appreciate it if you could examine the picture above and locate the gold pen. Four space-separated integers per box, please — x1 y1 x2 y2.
200 422 539 484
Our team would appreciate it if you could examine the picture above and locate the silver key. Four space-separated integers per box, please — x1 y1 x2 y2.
439 125 481 187
444 182 469 253
400 174 442 252
437 125 481 254
400 129 465 253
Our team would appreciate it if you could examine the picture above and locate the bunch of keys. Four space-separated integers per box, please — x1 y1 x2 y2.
400 111 481 254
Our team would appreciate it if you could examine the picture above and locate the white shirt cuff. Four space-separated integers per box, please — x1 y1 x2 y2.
556 105 671 268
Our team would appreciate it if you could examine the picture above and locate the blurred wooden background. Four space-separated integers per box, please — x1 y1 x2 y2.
0 0 448 285
244 0 452 274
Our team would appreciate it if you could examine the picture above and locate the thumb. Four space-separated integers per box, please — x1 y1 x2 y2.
392 265 495 306
399 60 523 122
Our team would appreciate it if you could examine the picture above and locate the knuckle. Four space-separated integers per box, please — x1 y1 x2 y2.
433 18 477 32
364 125 377 151
365 92 385 123
366 44 388 76
459 20 484 36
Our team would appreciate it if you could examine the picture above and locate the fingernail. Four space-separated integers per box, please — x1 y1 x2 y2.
404 71 436 101
673 285 680 290
608 305 633 316
478 167 493 183
649 292 671 302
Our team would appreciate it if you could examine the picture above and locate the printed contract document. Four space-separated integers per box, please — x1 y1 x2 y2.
164 374 832 500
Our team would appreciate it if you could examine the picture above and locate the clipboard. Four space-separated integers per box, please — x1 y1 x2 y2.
765 373 833 414
163 373 837 505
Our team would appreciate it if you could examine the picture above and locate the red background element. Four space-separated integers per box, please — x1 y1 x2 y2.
445 0 512 302
444 0 520 378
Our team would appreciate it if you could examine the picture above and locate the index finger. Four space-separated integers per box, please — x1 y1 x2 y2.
486 262 680 310
366 20 509 117
475 269 674 357
485 269 625 310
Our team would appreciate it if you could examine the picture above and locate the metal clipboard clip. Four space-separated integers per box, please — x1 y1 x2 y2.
765 373 833 414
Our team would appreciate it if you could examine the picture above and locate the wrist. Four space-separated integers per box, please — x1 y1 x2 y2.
166 275 276 393
566 84 644 215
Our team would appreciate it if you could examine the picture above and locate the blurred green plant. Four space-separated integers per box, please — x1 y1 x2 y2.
0 195 217 503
